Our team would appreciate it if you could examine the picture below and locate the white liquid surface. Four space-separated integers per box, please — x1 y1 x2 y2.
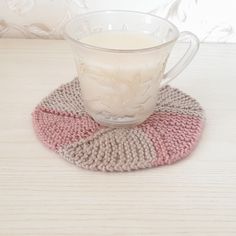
77 31 166 126
80 31 160 50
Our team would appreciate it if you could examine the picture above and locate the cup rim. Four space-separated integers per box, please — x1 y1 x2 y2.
63 10 180 53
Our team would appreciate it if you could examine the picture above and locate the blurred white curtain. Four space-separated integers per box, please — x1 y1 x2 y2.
0 0 235 42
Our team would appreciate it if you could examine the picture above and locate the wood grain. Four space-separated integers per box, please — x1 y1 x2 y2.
0 39 236 236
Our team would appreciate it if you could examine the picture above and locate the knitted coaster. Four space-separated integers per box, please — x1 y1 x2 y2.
32 78 204 172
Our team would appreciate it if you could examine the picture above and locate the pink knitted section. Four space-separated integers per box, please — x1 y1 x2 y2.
32 78 205 172
32 107 101 151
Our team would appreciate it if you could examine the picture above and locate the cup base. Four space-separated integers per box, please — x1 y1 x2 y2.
90 112 150 128
94 119 143 128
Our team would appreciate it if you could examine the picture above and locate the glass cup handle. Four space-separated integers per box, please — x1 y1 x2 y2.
161 31 200 86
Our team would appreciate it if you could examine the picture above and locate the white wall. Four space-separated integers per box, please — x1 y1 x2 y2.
0 0 235 42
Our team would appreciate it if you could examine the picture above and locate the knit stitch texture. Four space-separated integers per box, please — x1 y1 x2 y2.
32 78 205 172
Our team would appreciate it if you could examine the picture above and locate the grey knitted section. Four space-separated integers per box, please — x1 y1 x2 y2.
39 78 86 116
58 128 157 172
155 86 204 118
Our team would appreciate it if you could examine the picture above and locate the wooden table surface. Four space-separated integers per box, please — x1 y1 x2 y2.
0 39 236 236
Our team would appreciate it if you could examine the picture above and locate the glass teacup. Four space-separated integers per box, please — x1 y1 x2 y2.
64 10 199 127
